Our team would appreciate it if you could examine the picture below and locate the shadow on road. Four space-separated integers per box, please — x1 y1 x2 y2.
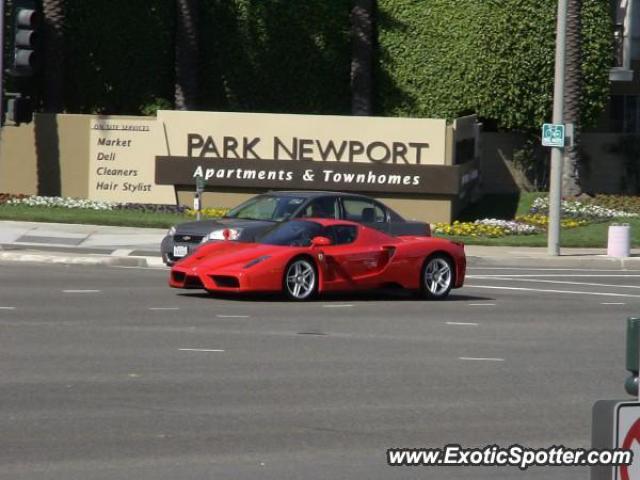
176 290 494 303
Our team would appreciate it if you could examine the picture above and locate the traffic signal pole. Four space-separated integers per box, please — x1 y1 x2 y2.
548 0 568 256
0 0 5 126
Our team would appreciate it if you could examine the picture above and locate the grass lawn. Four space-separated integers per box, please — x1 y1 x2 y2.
0 205 195 229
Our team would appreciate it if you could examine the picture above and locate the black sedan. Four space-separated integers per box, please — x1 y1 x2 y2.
161 191 430 265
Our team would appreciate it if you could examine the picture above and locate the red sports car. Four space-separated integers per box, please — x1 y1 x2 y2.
169 219 465 301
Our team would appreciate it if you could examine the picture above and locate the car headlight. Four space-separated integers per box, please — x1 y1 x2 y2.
167 226 176 237
202 228 243 242
244 255 271 269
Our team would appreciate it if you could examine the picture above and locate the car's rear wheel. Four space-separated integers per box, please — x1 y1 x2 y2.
420 254 454 300
284 258 317 301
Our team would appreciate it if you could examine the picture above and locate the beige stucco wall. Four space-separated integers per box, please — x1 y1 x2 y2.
1 114 123 198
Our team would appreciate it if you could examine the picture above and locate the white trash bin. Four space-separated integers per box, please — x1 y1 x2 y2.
607 224 631 258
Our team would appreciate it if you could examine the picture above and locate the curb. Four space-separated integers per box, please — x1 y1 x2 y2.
0 251 167 269
467 255 640 269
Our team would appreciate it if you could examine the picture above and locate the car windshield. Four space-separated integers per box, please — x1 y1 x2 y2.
224 195 306 221
257 220 324 247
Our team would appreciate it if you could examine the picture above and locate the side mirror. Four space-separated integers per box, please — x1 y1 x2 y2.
311 236 332 247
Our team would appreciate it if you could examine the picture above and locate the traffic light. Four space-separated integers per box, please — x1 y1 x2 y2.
9 0 40 77
5 96 33 125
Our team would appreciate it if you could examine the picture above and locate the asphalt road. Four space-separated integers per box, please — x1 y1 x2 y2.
0 261 637 480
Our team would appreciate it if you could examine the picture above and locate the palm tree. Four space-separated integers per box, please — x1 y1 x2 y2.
41 0 64 112
562 0 582 196
350 0 374 115
175 0 199 110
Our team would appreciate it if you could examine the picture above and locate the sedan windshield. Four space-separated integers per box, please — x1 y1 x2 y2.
257 221 324 247
225 195 306 221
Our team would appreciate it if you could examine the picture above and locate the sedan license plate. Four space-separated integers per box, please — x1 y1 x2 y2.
173 245 189 258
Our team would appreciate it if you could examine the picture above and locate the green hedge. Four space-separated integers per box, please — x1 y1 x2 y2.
54 0 611 130
376 0 612 130
198 0 352 114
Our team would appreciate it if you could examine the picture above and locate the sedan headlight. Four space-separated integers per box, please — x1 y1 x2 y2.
167 226 176 237
202 228 243 242
244 255 271 269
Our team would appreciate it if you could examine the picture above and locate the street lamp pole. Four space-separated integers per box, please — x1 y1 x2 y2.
548 0 568 256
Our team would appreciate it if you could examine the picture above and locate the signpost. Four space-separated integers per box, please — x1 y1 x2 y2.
592 320 640 479
195 175 205 221
547 0 568 256
542 123 566 148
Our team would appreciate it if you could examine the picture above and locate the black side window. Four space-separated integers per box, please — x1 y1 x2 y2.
342 198 386 223
325 225 358 245
299 197 338 219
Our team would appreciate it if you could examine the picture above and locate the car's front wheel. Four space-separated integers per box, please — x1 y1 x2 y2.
284 258 317 301
420 254 454 300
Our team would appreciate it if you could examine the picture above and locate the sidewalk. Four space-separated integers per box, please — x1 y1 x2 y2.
1 220 639 269
0 220 166 268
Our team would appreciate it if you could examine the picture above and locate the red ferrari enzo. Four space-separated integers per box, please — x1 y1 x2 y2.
169 219 465 301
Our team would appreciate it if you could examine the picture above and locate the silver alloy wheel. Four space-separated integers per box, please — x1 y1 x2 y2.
285 259 316 300
424 257 452 297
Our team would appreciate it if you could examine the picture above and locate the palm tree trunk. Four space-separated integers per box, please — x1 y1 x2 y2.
42 0 64 112
175 0 199 110
351 0 374 115
562 0 582 196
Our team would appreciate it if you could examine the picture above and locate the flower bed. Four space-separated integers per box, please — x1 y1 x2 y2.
185 208 229 218
530 197 638 219
6 196 120 210
3 195 188 214
433 196 637 238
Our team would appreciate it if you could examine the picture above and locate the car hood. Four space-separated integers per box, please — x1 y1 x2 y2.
175 218 276 235
179 242 286 271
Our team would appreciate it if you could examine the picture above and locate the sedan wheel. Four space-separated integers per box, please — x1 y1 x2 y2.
284 258 317 301
421 255 454 299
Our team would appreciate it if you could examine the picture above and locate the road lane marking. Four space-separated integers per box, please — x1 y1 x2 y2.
0 307 16 310
466 284 640 298
63 289 101 293
469 276 640 290
459 357 504 362
149 307 180 311
111 249 134 256
179 348 225 352
322 304 354 308
468 274 640 278
469 268 640 272
216 315 250 318
468 303 496 306
602 302 626 305
446 322 478 326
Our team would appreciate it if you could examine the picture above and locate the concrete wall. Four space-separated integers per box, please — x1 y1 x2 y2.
479 132 526 193
1 114 93 197
480 132 634 194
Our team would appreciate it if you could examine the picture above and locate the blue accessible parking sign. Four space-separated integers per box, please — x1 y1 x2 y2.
542 123 565 147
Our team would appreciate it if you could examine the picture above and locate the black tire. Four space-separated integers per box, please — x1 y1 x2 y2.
420 254 454 300
283 257 318 301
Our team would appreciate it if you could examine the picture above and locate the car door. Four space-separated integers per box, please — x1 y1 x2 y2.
322 225 393 288
340 197 390 234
